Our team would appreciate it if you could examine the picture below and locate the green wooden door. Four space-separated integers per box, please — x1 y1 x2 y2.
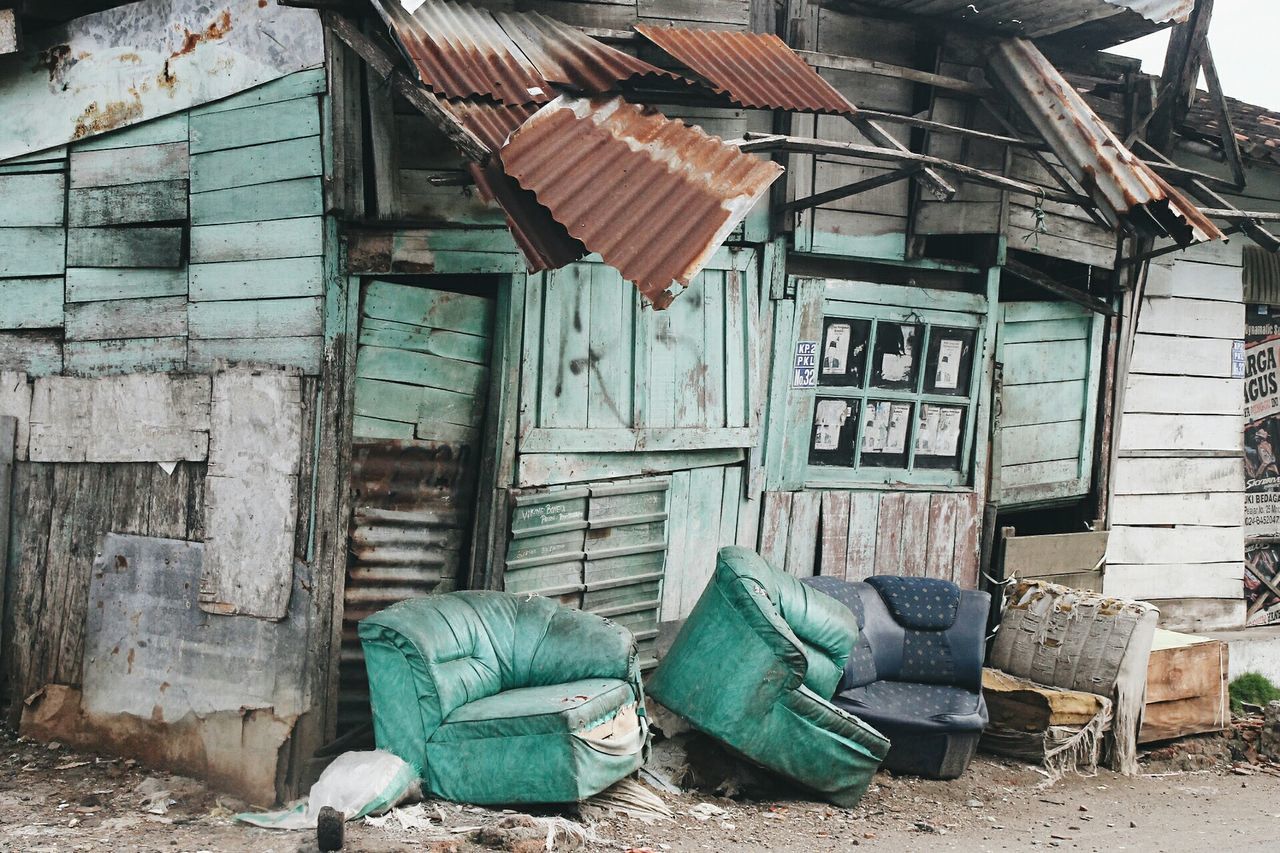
340 279 495 732
992 302 1105 507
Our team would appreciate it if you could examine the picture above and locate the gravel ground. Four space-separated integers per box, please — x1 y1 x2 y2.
2 727 1278 853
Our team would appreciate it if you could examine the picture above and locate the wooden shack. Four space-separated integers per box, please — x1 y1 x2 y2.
0 0 1272 799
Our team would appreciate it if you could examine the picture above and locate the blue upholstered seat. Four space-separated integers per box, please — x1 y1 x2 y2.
803 575 991 780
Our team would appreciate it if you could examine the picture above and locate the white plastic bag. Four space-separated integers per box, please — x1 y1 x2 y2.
235 749 419 830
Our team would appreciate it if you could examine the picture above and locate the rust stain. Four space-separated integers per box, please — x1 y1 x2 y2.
173 10 234 60
126 648 135 674
35 44 75 90
259 0 268 6
73 96 144 140
117 52 143 64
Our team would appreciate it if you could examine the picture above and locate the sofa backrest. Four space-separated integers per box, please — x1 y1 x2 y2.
715 547 856 697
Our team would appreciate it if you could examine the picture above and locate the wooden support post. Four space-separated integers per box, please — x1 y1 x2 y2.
320 11 490 163
0 416 14 675
1199 41 1247 189
1148 0 1214 152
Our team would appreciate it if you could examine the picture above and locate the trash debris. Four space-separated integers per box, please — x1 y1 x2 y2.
688 802 728 821
235 750 419 830
364 803 435 831
135 777 174 815
579 778 673 824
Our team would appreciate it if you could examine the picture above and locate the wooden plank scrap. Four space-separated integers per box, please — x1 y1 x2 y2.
819 491 851 577
69 142 188 189
64 296 187 342
66 227 184 268
67 180 188 227
0 278 63 330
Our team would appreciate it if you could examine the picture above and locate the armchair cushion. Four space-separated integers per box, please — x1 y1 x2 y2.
433 678 634 742
864 576 962 631
836 681 987 734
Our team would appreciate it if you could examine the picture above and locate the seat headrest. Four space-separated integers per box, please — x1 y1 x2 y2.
865 576 961 631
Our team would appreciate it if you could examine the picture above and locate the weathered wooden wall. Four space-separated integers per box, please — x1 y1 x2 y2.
1106 241 1246 631
759 489 981 586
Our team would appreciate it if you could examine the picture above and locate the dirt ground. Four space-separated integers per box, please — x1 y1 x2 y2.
2 727 1279 853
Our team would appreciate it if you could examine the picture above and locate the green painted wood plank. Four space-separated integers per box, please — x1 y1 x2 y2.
1003 339 1089 385
64 295 187 341
189 257 325 301
586 262 631 429
189 69 327 116
1 145 67 165
0 161 67 175
355 344 488 395
416 420 479 444
0 278 63 329
351 415 415 441
520 427 755 453
71 113 189 152
188 296 323 339
0 228 66 276
67 180 188 227
518 272 545 441
190 177 323 226
672 271 709 428
821 279 987 315
517 448 745 488
358 317 489 364
540 264 590 429
0 174 66 226
65 267 187 303
362 280 493 336
190 216 324 263
69 142 189 189
66 227 183 268
190 136 323 194
1002 379 1087 428
64 336 187 376
1000 316 1090 344
998 420 1085 468
416 384 485 428
1003 301 1090 324
702 270 727 429
723 266 747 429
0 332 62 376
189 96 320 155
352 377 472 425
187 335 322 374
642 285 677 429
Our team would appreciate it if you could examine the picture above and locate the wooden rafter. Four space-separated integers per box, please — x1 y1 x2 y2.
1005 258 1117 317
1199 40 1247 189
780 166 921 213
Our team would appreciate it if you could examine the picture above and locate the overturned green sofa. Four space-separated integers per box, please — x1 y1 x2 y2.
359 591 649 804
648 547 890 807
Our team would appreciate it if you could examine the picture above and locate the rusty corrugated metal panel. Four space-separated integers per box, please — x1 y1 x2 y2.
469 159 588 271
988 38 1222 246
372 0 691 106
854 1 1190 41
371 0 551 105
442 97 538 151
501 96 783 308
498 11 690 95
340 439 476 730
635 25 855 116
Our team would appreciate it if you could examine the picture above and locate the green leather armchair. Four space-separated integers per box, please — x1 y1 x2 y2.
647 547 889 806
359 591 648 804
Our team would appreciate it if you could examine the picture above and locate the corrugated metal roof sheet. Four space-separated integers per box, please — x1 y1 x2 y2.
855 0 1191 41
500 96 783 308
372 0 551 105
441 98 538 151
988 38 1222 247
372 0 690 106
469 159 588 272
635 25 856 116
1244 244 1280 306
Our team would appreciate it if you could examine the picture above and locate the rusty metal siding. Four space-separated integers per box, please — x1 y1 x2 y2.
853 0 1191 39
988 38 1223 246
635 25 855 116
500 95 782 307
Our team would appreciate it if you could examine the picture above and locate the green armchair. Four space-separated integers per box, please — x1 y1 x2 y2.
647 547 890 806
359 591 649 804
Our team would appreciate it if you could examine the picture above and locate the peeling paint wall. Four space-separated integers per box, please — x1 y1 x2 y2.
0 0 324 161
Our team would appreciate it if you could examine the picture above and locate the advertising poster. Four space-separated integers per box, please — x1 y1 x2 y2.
1245 305 1280 625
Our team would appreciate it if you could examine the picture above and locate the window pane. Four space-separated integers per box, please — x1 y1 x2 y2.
818 318 871 387
914 404 966 470
809 398 859 466
923 327 977 396
860 400 913 469
871 322 922 390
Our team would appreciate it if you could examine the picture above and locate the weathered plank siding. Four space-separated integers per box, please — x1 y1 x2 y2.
759 489 981 586
1107 243 1246 631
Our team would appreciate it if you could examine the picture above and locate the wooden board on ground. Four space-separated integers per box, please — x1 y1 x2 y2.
982 668 1105 731
1137 630 1229 744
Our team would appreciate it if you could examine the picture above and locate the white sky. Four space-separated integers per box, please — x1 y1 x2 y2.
1107 0 1280 111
